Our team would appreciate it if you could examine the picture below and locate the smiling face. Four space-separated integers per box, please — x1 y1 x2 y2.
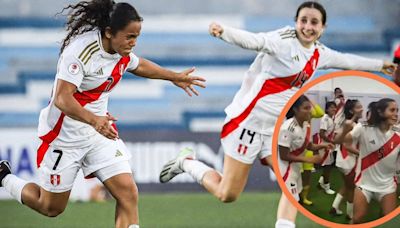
326 104 337 117
104 21 141 56
353 101 364 120
295 100 312 124
381 101 398 126
295 7 325 48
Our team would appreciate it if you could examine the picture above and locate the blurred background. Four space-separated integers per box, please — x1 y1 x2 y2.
0 0 399 227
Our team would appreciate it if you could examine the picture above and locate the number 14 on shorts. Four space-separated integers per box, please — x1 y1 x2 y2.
237 128 255 155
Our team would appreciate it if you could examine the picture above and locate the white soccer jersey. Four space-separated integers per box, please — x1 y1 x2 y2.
351 124 400 193
219 26 382 137
37 30 139 154
319 114 335 165
336 122 359 174
278 118 311 184
334 97 346 130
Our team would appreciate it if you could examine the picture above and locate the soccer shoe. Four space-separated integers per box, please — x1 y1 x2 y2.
318 183 335 195
329 207 343 216
0 160 11 187
301 198 313 206
159 148 195 183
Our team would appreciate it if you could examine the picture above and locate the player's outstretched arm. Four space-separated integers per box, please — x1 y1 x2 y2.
208 22 267 51
129 58 206 97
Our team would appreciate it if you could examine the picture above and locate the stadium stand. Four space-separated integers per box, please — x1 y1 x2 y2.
0 0 399 130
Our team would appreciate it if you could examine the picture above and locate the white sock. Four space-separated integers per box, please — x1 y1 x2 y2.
346 201 353 218
128 225 139 228
182 159 213 185
318 176 324 185
275 219 295 228
332 193 343 209
2 174 28 204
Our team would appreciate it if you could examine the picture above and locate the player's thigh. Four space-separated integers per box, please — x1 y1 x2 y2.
353 187 369 216
99 161 137 202
219 154 252 195
38 188 71 212
379 192 397 215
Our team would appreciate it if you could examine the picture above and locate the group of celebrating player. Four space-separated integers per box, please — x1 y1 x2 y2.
278 88 399 225
0 1 398 228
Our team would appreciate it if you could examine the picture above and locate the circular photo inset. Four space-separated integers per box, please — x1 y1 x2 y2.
273 71 400 227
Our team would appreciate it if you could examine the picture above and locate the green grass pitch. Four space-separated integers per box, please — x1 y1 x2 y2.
0 191 398 227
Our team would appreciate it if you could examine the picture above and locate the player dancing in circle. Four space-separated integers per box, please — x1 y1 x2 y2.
0 1 205 228
330 99 363 220
334 98 399 224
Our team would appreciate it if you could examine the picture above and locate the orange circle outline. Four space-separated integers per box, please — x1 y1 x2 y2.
272 70 400 228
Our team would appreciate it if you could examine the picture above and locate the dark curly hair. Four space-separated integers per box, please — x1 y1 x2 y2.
59 0 143 54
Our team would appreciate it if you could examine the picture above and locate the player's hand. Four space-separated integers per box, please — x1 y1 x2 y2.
381 61 396 76
342 116 356 134
324 143 335 150
172 67 206 97
209 22 224 37
92 115 119 140
308 154 322 164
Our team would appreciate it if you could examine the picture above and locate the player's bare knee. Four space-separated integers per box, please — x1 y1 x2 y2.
218 190 238 203
114 182 138 204
42 206 65 217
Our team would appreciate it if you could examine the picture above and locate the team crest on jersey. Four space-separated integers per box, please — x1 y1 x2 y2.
68 63 80 75
50 174 61 186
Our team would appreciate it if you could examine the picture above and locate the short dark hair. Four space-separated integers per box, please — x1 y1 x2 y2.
325 101 336 112
344 99 360 120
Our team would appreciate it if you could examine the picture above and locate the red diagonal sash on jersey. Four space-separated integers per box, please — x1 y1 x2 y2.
221 49 320 138
36 56 130 167
354 133 400 183
282 126 311 181
321 130 335 163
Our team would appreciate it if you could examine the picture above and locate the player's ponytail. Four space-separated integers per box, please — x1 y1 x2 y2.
367 98 396 126
59 0 143 54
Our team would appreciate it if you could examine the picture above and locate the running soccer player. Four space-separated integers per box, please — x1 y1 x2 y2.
0 1 205 228
335 98 399 224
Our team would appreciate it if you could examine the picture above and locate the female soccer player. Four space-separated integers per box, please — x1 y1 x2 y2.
277 95 333 227
335 98 399 224
159 2 396 217
0 1 205 228
330 99 363 219
317 101 337 195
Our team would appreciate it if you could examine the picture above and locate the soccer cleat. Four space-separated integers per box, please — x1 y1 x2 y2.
0 160 11 187
329 207 343 216
159 148 195 183
301 198 313 206
318 182 335 195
